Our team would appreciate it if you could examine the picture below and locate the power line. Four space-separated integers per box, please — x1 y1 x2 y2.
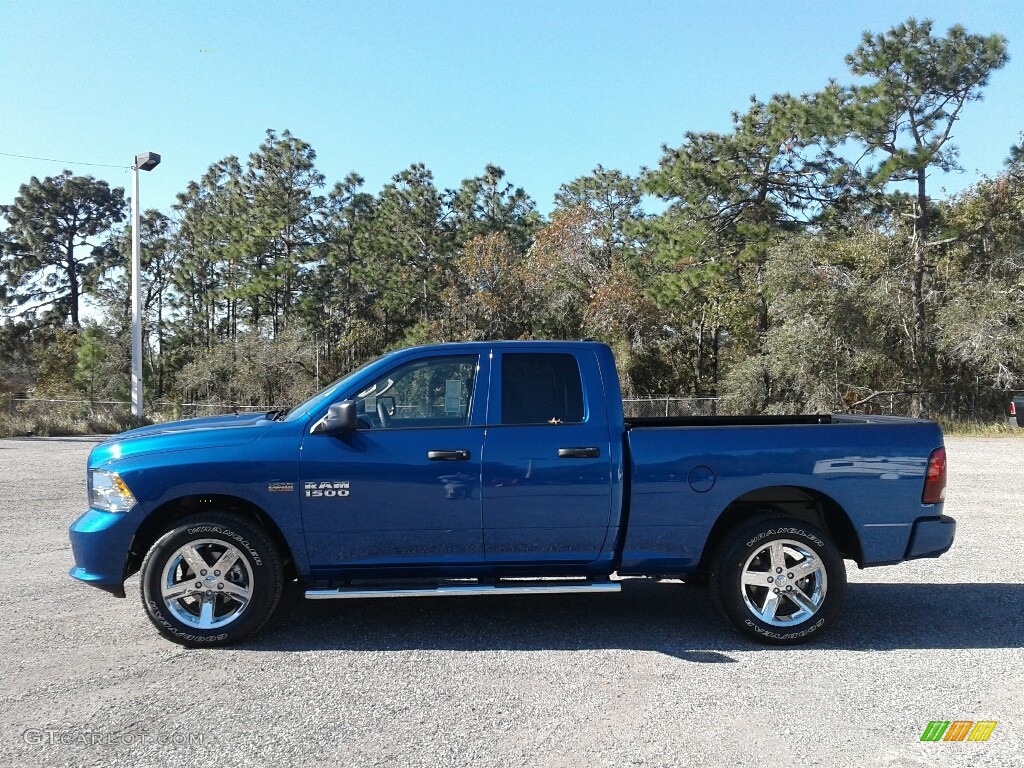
0 151 130 170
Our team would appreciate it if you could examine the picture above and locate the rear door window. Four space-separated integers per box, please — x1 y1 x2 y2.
500 353 585 425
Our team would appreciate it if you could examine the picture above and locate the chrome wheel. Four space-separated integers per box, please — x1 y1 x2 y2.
160 538 254 630
739 538 827 627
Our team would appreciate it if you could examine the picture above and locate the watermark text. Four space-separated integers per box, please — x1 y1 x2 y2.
23 727 204 748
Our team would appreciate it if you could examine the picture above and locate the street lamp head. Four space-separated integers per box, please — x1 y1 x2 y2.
135 151 161 171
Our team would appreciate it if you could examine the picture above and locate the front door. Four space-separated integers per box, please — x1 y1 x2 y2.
300 353 486 570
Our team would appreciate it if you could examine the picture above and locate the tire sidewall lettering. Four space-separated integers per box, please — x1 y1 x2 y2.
743 617 825 640
186 525 263 566
746 528 824 549
146 600 229 643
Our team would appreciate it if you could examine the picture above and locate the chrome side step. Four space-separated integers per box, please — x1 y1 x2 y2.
305 580 621 600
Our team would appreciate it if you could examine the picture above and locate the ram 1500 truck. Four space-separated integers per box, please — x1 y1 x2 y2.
69 341 953 647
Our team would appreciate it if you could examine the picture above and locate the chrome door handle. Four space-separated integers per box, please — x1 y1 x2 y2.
428 449 471 461
558 447 600 459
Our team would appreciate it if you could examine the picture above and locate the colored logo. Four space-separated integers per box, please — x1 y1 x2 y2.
920 721 997 742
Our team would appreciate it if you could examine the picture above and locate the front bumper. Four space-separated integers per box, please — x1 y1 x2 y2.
68 508 138 597
904 515 956 560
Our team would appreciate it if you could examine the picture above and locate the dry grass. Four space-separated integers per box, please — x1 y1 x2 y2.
0 407 138 438
937 419 1024 437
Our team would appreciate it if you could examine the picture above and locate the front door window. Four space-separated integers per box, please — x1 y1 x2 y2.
353 355 477 429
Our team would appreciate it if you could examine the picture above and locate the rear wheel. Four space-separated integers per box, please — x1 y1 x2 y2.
140 513 283 647
710 516 846 645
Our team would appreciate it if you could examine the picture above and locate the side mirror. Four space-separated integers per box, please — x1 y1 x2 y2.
319 400 358 434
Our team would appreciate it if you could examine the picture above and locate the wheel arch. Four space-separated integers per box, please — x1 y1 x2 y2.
697 485 863 573
125 494 297 583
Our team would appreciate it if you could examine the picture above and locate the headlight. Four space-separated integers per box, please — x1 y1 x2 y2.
89 469 138 512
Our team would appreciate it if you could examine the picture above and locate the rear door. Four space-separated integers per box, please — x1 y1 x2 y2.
481 349 613 563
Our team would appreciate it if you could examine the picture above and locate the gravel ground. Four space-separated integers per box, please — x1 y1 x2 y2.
0 435 1021 768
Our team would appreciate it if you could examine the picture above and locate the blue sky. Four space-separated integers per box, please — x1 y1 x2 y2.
1 0 1021 217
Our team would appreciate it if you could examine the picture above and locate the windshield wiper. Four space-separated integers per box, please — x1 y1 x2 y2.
266 409 287 422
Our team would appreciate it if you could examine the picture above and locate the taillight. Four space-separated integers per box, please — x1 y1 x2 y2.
1011 401 1017 416
922 447 946 504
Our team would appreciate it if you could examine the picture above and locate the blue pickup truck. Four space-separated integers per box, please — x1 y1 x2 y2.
70 341 953 647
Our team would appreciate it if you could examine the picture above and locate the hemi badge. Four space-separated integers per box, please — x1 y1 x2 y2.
268 482 294 493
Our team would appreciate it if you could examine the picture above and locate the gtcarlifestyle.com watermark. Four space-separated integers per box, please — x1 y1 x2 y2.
23 727 204 747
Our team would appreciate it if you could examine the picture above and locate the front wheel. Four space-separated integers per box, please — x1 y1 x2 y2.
710 516 846 645
140 513 283 647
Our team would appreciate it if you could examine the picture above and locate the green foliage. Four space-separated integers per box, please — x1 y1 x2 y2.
845 18 1008 182
842 18 1009 390
74 324 130 402
720 232 907 412
0 172 126 326
368 163 454 334
34 327 79 396
0 20 1020 427
176 328 315 408
932 168 1024 388
0 320 35 392
438 231 537 342
640 87 863 398
1007 134 1023 167
555 165 646 270
450 164 542 252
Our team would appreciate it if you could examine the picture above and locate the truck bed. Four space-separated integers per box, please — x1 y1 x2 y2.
619 414 945 573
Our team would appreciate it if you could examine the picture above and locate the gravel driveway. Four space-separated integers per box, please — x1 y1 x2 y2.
0 436 1020 768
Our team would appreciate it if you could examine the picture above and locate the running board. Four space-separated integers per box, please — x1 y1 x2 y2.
305 581 621 600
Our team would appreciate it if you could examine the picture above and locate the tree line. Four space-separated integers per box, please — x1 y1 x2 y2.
2 18 1022 421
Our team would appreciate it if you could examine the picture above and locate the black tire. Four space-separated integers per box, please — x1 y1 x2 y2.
710 516 846 645
680 571 709 588
140 513 283 647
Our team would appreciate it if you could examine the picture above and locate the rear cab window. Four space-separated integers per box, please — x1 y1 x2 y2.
500 353 585 425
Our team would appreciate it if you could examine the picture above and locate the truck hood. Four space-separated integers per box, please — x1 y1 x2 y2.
90 413 273 467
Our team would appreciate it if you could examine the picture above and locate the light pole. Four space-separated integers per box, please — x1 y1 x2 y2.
131 151 160 419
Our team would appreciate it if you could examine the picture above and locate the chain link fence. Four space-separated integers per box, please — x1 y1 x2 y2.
622 397 724 418
5 398 276 418
843 390 1018 422
623 390 1018 423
